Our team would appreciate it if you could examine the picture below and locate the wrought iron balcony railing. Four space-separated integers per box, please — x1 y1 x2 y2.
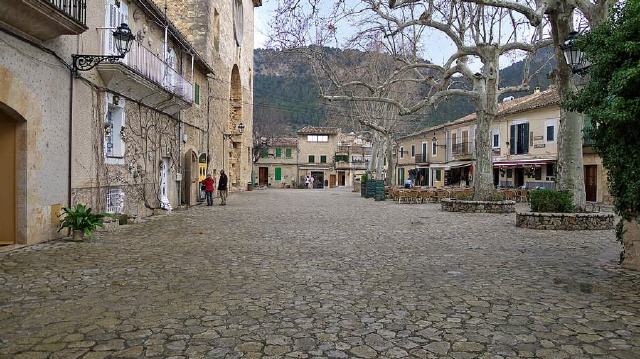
414 153 428 163
47 0 86 25
98 29 193 103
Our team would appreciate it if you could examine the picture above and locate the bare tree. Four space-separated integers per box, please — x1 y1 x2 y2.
452 0 614 208
270 0 551 200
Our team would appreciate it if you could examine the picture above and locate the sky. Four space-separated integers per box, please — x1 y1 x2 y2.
253 2 536 71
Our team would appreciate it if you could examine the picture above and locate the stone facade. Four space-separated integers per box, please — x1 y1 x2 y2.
516 212 615 230
0 0 259 245
440 199 516 213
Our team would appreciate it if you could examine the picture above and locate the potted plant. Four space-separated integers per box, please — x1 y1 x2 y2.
58 204 106 241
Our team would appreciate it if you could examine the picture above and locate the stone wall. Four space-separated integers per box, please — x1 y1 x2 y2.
516 212 614 230
441 199 516 213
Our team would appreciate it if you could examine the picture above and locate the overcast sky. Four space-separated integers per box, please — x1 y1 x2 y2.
253 2 536 71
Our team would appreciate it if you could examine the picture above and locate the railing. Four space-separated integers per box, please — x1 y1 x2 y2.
98 29 193 103
414 153 428 163
47 0 86 25
337 145 373 155
451 142 473 156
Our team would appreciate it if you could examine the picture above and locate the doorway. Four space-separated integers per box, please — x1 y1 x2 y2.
514 168 525 188
329 174 337 188
311 171 324 188
0 111 16 244
259 167 268 186
493 168 500 187
584 165 598 202
338 171 346 186
160 158 169 202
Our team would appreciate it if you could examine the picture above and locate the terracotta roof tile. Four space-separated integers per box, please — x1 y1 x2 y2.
269 137 298 147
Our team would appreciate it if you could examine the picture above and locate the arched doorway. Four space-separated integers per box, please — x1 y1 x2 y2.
228 65 242 189
0 106 18 244
184 150 199 206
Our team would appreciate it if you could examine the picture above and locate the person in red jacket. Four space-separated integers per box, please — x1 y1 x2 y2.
202 173 215 206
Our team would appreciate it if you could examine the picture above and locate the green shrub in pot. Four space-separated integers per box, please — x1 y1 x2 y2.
58 203 106 240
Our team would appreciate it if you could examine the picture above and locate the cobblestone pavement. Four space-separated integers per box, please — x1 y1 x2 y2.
1 189 640 359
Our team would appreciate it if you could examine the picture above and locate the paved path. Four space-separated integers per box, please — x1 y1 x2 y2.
1 189 639 359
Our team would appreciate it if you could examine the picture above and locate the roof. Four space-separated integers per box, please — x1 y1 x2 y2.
269 137 298 147
297 126 341 135
397 88 560 140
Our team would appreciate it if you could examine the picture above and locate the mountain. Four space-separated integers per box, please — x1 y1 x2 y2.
253 47 555 137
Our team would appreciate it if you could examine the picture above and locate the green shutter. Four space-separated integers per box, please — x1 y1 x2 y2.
309 155 315 163
320 155 327 163
275 148 282 157
275 167 282 181
285 148 292 158
194 83 200 105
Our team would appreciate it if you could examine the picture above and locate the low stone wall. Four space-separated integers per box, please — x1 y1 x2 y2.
516 212 614 230
441 199 516 213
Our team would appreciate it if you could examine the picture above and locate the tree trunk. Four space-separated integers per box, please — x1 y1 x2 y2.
385 134 395 186
550 11 586 210
473 49 498 201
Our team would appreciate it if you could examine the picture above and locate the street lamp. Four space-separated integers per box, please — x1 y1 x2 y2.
72 23 135 72
432 135 446 147
561 31 590 75
222 122 246 170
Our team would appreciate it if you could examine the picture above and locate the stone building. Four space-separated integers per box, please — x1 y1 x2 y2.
0 0 259 246
395 89 611 203
254 127 372 189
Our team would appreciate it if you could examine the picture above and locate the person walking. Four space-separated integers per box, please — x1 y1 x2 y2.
218 169 228 205
202 173 215 206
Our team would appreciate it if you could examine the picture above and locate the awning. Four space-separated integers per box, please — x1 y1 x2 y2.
493 159 556 167
448 160 474 169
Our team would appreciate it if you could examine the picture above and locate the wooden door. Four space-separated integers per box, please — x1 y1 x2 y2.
584 165 598 202
259 167 268 186
0 115 16 245
330 174 337 188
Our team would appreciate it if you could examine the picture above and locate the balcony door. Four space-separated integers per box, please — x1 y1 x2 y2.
160 157 170 207
105 0 129 59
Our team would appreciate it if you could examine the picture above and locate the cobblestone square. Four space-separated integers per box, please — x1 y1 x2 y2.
1 189 639 358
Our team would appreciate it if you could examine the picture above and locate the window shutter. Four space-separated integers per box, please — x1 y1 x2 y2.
523 123 530 154
509 125 516 155
275 167 282 181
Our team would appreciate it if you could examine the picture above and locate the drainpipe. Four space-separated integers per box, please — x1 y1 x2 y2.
68 71 74 208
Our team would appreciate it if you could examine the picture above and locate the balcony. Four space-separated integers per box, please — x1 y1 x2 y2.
414 153 428 164
337 145 373 156
451 142 474 160
335 160 368 170
96 29 193 116
0 0 87 41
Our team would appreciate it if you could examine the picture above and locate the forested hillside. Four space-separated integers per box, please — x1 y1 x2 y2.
253 47 555 136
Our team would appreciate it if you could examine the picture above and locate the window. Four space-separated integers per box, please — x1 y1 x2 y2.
213 9 220 52
233 0 244 46
307 135 329 142
534 167 542 180
509 122 530 155
435 169 442 182
432 141 437 156
411 145 415 157
105 95 125 163
397 168 405 185
507 169 513 178
106 187 124 214
285 148 292 158
320 155 327 163
400 146 404 159
547 163 556 177
194 83 200 105
260 150 268 159
275 167 282 181
492 129 500 148
308 155 315 163
545 119 557 142
275 148 282 158
422 142 427 162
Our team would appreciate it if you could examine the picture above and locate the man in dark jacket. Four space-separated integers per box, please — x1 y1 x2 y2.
218 170 228 205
